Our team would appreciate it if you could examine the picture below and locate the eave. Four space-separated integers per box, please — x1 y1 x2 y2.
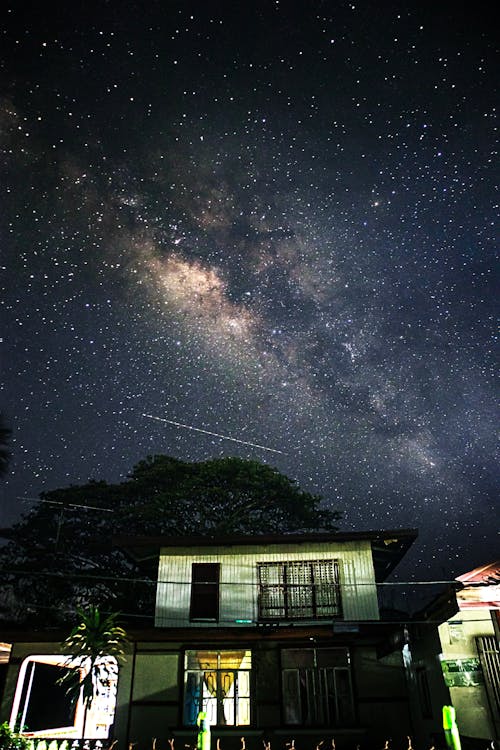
113 528 417 582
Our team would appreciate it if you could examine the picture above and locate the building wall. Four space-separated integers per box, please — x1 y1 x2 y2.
126 641 181 743
353 647 411 732
0 635 413 750
407 625 451 747
156 540 379 627
126 640 412 750
438 608 497 739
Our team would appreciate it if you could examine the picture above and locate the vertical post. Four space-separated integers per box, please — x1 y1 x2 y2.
197 710 211 750
443 705 461 750
19 661 36 731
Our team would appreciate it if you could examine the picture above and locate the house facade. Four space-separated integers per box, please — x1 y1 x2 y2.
1 530 418 748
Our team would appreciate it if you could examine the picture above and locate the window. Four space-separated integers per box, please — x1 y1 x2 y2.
10 654 118 738
183 650 251 726
12 659 76 733
190 563 220 621
258 560 341 620
282 648 353 726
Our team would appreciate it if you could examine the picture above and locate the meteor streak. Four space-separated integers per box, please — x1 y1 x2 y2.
142 413 287 454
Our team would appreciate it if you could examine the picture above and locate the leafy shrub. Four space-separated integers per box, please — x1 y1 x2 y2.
0 722 29 750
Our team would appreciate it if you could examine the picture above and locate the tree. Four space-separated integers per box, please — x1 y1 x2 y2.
126 455 340 535
59 606 128 739
0 456 341 625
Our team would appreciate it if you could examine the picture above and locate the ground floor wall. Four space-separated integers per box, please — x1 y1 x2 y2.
438 609 499 740
1 634 415 750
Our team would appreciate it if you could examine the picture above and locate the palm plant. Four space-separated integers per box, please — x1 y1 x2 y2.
59 606 128 739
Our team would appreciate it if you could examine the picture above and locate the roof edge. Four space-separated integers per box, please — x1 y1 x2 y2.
113 528 418 549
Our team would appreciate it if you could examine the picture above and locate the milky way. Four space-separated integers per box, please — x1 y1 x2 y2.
1 1 498 580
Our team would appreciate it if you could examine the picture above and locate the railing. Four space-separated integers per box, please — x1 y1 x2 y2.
25 740 114 750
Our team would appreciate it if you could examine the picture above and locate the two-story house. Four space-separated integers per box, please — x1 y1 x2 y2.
1 529 417 748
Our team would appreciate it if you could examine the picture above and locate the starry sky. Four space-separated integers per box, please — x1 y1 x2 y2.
1 1 498 581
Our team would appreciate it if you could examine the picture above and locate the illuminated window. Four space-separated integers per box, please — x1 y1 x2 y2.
10 655 118 739
282 648 353 726
258 560 342 620
190 563 220 621
183 650 251 726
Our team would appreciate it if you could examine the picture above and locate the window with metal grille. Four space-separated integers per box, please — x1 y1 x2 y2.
258 560 342 620
282 648 353 726
476 635 500 722
183 650 251 726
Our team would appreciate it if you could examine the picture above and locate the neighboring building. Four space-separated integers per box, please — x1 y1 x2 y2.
0 529 418 748
409 561 500 744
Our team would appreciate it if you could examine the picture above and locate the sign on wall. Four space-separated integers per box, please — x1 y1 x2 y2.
441 658 484 688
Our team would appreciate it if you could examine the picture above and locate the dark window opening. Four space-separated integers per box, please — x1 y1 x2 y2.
11 654 118 739
190 563 220 621
17 662 76 731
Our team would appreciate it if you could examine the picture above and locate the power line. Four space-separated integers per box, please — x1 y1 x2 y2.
0 567 463 588
16 496 114 551
18 497 113 512
0 568 156 585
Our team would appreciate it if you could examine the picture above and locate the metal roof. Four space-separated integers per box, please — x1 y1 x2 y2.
114 528 418 582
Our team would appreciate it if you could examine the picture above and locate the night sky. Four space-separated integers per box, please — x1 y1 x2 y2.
2 1 498 581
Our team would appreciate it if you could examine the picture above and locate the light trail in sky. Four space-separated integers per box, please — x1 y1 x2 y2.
142 413 287 454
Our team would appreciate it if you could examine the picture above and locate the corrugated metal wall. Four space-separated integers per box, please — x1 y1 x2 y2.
155 541 379 626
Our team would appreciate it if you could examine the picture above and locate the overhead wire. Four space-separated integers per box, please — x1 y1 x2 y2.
0 567 464 588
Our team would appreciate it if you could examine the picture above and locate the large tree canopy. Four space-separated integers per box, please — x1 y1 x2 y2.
0 456 341 626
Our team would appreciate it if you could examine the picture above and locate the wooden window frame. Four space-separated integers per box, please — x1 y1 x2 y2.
183 650 252 726
258 559 342 620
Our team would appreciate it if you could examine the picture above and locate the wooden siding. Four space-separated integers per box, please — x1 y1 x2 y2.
155 540 379 627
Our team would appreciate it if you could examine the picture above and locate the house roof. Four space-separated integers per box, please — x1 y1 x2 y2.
455 560 500 610
113 528 418 582
413 559 500 623
455 560 500 585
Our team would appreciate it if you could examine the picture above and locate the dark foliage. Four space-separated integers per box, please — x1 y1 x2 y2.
0 722 30 750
